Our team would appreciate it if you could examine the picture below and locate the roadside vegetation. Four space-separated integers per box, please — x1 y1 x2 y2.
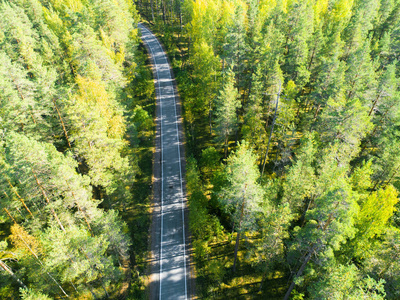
137 0 400 299
0 1 155 299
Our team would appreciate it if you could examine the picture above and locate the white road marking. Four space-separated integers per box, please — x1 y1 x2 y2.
139 24 188 300
138 26 165 299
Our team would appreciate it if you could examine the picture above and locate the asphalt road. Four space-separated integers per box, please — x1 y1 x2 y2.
139 24 189 300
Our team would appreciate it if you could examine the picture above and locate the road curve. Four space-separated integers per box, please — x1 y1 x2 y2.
139 24 190 300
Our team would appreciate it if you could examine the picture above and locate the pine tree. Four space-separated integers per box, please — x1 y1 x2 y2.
284 144 358 300
344 38 377 104
365 228 400 299
308 263 386 299
242 67 267 164
67 76 134 197
222 1 247 87
214 70 241 157
1 132 131 297
20 288 52 300
309 32 346 121
282 133 317 214
70 24 125 89
282 0 313 89
253 202 291 291
219 142 264 272
317 96 372 157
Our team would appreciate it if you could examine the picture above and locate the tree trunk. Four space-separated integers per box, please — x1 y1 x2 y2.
224 136 228 159
313 103 321 120
283 249 314 300
209 100 212 136
308 45 316 71
232 231 241 272
52 99 71 148
0 259 27 289
368 93 381 116
361 101 396 153
67 184 93 235
284 204 338 299
4 210 69 298
258 263 269 292
233 188 246 272
385 165 400 187
261 83 281 177
162 0 166 24
300 197 313 226
6 179 35 219
32 171 66 232
151 0 154 22
179 6 183 32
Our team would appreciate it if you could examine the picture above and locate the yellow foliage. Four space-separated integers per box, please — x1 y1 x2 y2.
100 28 113 51
331 0 354 24
99 28 126 65
49 0 84 13
42 6 64 36
357 185 398 240
192 39 220 81
17 30 37 68
75 76 126 139
190 0 221 42
258 0 277 28
108 115 126 139
280 0 289 14
10 224 41 256
313 0 328 24
130 28 138 41
221 0 236 27
62 30 74 57
123 0 137 14
285 80 298 98
115 46 126 65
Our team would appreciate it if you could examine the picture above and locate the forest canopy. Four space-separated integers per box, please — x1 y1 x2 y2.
1 0 400 298
137 0 400 298
0 0 143 299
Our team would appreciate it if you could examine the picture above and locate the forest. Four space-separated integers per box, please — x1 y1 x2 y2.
136 0 400 299
0 0 157 299
1 0 400 299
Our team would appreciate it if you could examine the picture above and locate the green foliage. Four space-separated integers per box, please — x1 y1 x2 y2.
187 157 224 246
186 156 226 292
200 146 221 177
219 142 265 231
137 0 400 298
350 160 374 193
282 133 317 213
366 228 400 298
354 185 398 255
0 0 143 298
214 70 241 156
308 263 386 299
20 288 52 300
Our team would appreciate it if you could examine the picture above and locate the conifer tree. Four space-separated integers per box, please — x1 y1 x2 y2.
214 70 241 157
282 0 313 89
366 228 400 299
219 142 264 272
308 263 386 299
284 144 358 299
